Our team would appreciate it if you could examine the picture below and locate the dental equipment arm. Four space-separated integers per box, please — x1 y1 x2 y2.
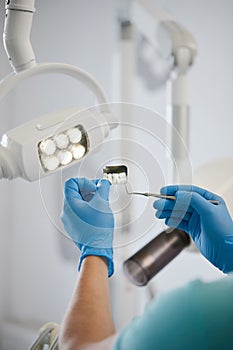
161 17 196 182
133 0 197 181
3 0 36 72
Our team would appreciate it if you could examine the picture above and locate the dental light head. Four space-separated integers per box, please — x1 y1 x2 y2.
0 64 118 183
0 106 115 181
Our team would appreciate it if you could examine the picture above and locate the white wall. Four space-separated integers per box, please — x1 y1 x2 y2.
0 1 232 349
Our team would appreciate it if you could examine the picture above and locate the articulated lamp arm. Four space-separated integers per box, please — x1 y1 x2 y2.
134 0 197 182
3 0 36 72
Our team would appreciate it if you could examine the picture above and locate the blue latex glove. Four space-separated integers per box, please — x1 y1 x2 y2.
61 177 114 277
153 185 233 273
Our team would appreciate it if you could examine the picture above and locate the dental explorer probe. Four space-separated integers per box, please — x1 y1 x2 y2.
125 187 219 204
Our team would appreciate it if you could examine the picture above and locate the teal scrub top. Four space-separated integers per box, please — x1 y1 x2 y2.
112 275 233 350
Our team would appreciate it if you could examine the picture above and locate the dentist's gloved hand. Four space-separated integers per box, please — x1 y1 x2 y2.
153 185 233 273
61 178 114 277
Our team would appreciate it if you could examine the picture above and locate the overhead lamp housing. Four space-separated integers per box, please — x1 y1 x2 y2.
0 106 115 181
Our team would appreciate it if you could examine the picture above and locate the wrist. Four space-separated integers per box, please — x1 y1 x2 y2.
82 255 109 274
78 246 114 277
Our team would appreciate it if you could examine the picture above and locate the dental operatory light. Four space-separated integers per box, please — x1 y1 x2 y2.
0 105 116 181
0 0 118 181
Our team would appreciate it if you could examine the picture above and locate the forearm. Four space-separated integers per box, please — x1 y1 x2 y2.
59 256 116 350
